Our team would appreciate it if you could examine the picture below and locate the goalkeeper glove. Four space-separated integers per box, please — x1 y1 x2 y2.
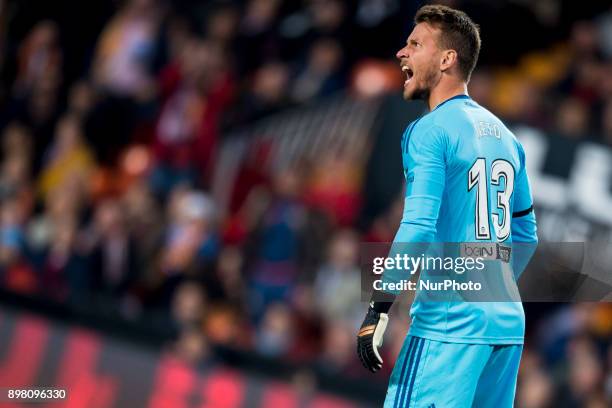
357 301 390 373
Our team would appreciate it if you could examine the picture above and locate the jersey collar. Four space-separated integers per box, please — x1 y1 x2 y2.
432 94 471 111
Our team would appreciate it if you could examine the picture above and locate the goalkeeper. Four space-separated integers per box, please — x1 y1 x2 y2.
356 5 538 407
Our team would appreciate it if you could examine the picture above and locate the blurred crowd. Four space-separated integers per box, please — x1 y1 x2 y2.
0 0 610 406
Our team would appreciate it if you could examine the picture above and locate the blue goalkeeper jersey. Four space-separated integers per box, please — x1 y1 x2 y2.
395 94 538 345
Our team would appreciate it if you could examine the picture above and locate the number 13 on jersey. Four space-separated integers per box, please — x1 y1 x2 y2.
468 158 515 241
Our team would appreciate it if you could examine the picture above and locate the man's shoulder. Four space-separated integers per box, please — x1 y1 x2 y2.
403 117 449 157
406 98 516 141
412 107 469 141
408 116 448 140
428 100 474 126
432 99 517 139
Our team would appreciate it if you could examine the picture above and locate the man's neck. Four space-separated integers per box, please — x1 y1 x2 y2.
427 81 469 111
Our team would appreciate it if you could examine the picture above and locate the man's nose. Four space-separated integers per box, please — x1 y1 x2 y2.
396 46 407 60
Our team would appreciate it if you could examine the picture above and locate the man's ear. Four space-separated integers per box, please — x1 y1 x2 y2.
440 50 458 72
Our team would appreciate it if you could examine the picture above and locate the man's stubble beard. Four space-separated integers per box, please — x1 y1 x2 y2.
404 67 440 102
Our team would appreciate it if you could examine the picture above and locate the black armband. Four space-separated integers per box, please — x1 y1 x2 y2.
512 205 533 218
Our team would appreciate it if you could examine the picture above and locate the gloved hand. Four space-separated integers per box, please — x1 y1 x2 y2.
357 303 389 372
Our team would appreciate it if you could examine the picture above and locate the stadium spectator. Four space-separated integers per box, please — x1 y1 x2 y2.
314 229 361 325
245 167 305 320
39 216 88 303
255 302 294 357
0 123 33 199
0 197 36 294
38 114 95 201
229 60 291 125
88 199 139 302
290 38 345 103
152 38 234 195
14 20 62 97
92 0 161 99
554 97 591 139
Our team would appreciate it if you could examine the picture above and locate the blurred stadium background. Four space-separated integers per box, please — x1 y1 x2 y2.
0 0 611 407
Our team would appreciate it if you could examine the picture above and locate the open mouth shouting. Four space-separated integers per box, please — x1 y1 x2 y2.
402 65 414 86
